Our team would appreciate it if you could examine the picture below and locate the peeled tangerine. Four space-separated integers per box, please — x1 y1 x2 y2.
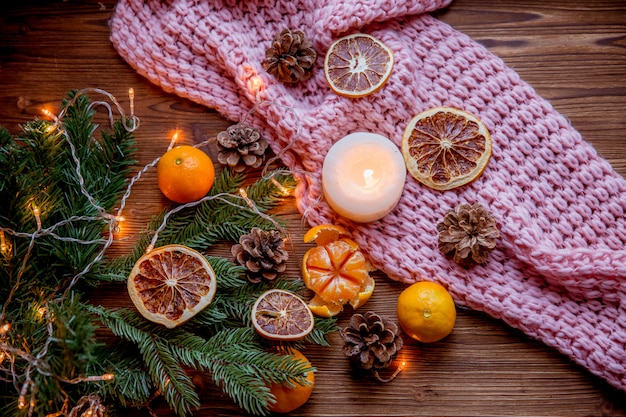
301 224 375 317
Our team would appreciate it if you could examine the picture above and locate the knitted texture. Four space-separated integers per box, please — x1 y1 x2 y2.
110 0 626 392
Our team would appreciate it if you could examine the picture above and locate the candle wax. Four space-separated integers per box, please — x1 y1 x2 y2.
322 132 406 223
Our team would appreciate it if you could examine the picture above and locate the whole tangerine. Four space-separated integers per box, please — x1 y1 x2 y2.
268 348 315 414
397 281 456 343
157 145 215 204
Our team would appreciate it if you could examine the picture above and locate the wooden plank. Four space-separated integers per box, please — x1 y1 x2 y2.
1 0 625 416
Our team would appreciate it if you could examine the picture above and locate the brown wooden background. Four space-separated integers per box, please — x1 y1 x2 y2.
1 1 626 416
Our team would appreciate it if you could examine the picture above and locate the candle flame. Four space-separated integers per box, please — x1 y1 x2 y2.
363 168 376 188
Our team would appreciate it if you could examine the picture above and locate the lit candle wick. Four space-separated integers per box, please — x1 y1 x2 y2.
363 168 375 188
322 132 406 223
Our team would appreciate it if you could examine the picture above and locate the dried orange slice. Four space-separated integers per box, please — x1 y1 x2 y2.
128 244 217 328
402 107 492 190
251 289 315 341
302 224 375 317
324 33 394 98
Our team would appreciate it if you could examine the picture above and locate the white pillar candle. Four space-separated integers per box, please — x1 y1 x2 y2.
322 132 406 223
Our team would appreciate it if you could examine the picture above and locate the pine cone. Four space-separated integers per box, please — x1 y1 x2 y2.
216 124 268 172
437 202 500 265
340 311 403 371
232 228 288 283
262 28 317 84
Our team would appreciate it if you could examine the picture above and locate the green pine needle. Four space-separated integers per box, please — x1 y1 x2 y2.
0 92 337 417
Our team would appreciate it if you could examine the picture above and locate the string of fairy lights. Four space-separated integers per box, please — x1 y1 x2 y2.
0 82 319 417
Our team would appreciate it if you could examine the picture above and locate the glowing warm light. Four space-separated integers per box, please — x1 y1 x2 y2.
102 373 115 381
18 396 27 409
239 188 255 210
32 204 42 229
373 358 406 383
37 306 47 318
0 323 11 334
145 244 154 254
271 178 290 196
249 76 263 95
322 132 406 223
167 131 179 151
0 231 7 253
128 88 135 117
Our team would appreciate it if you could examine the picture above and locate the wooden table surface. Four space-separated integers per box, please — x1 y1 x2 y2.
1 1 626 416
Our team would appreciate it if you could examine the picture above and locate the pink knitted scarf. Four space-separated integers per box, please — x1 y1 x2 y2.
110 0 626 392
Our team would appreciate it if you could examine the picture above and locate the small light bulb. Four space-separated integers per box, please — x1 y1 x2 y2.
271 178 290 196
41 108 58 122
32 204 42 229
167 131 179 151
249 76 263 95
0 231 7 253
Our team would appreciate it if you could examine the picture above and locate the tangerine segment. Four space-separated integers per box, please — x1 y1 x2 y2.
349 275 375 309
252 289 314 341
402 107 492 191
324 33 394 98
303 224 349 246
307 294 344 318
128 245 217 329
302 238 370 305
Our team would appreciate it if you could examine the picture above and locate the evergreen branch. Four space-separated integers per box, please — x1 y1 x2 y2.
91 307 200 416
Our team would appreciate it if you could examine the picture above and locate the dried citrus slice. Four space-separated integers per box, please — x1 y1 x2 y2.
128 244 217 328
302 224 374 316
252 289 315 341
402 106 492 190
324 33 394 98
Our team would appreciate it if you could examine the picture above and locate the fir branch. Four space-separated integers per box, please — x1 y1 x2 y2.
0 91 137 417
91 307 200 416
151 168 294 249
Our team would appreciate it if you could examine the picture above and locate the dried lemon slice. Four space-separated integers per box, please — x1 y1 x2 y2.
127 244 217 328
252 289 314 341
324 33 394 98
402 106 492 190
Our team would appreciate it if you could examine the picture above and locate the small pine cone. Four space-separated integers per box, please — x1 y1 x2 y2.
216 124 269 172
232 228 288 283
340 311 403 371
262 28 317 84
437 202 500 265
